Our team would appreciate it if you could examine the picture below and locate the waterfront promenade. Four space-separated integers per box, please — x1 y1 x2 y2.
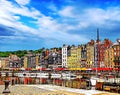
0 84 120 95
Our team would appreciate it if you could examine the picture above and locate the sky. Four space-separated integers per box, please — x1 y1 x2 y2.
0 0 120 51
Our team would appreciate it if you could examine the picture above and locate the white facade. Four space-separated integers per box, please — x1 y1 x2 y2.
62 45 67 67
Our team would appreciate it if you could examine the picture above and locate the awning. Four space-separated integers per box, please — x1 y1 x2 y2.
20 68 25 70
68 68 87 71
37 68 46 71
54 67 68 71
115 68 120 71
81 68 87 70
87 68 92 70
9 68 20 71
25 68 32 70
45 68 52 71
92 67 113 71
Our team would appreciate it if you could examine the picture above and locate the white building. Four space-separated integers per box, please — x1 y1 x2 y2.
62 44 68 67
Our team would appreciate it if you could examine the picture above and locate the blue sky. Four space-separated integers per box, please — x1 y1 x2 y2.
0 0 120 51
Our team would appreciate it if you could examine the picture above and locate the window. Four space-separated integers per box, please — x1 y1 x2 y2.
10 62 13 67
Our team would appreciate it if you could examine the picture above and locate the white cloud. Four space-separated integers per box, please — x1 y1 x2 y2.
15 0 30 5
81 7 120 28
37 16 61 33
0 0 41 21
0 36 26 40
0 0 89 45
1 0 120 50
36 16 89 43
106 7 120 21
58 6 120 29
59 6 75 17
0 0 41 35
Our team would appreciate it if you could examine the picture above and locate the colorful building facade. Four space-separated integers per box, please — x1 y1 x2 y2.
81 44 87 68
62 44 68 67
112 39 120 70
67 45 77 70
99 39 112 68
86 40 95 68
104 47 114 68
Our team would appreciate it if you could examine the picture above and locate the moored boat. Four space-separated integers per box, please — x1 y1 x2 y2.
36 73 49 78
51 73 61 79
62 73 77 80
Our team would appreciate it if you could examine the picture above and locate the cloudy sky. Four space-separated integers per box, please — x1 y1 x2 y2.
0 0 120 51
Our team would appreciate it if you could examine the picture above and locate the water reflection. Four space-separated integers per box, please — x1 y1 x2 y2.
0 72 76 84
0 72 91 90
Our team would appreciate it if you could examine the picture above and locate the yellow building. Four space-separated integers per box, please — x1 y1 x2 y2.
35 54 39 67
86 40 95 68
76 46 82 69
67 46 81 70
67 56 72 69
23 57 28 68
104 49 109 68
0 58 6 68
104 47 114 68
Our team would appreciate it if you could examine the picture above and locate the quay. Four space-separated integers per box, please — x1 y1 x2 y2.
0 70 120 94
0 84 120 95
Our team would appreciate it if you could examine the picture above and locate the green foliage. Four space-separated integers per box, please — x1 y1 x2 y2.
33 49 42 54
0 49 42 57
0 51 11 57
14 50 27 57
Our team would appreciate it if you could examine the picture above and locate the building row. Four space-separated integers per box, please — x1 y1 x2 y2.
62 39 120 71
0 39 120 71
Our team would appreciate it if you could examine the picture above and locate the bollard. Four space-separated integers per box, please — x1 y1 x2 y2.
11 79 14 86
2 80 10 93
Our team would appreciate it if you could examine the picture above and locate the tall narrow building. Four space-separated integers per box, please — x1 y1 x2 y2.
62 44 68 67
112 39 120 70
99 39 112 67
81 44 87 68
86 40 95 68
67 45 77 70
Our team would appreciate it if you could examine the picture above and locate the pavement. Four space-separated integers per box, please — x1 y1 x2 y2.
0 84 120 95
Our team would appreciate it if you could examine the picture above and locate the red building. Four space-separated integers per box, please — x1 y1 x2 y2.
99 39 112 67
